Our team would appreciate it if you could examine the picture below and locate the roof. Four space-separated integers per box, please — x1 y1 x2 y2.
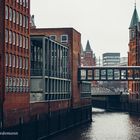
85 40 92 51
129 6 140 28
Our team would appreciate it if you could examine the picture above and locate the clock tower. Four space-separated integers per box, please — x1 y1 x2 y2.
128 3 140 95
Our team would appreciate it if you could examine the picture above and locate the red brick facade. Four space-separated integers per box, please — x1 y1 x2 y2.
128 7 140 95
0 0 30 127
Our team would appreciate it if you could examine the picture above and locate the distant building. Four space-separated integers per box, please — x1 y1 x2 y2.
119 57 128 66
128 5 140 94
102 53 120 66
102 53 120 90
96 57 102 66
81 40 96 66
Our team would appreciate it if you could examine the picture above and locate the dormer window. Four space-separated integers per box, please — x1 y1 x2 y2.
61 35 68 43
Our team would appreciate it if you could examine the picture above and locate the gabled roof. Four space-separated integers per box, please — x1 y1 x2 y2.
129 6 140 28
85 40 92 52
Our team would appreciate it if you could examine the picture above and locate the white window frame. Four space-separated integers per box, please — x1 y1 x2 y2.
61 35 68 43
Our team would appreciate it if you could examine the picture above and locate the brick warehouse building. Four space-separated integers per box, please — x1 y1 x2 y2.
128 5 140 95
0 3 92 138
0 0 30 128
30 27 92 108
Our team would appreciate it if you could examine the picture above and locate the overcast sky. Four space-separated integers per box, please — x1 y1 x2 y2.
31 0 140 58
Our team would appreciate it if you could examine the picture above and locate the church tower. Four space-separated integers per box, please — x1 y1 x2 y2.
128 3 140 95
82 40 96 66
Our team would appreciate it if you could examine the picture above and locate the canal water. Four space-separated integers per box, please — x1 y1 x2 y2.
49 108 140 140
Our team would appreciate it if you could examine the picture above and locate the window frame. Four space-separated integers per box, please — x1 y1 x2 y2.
61 34 68 43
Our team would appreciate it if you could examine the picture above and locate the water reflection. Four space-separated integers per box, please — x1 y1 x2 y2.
49 108 140 140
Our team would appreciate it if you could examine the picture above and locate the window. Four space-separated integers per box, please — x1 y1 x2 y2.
9 77 12 87
13 55 15 67
5 53 8 66
26 79 28 86
20 57 22 68
20 14 22 26
13 32 16 45
26 0 28 8
23 57 25 69
9 54 12 67
16 56 19 68
6 77 9 87
5 6 8 19
50 35 57 40
5 29 8 43
25 58 28 70
20 35 22 47
26 37 28 49
23 36 25 48
16 33 19 46
16 78 19 86
61 35 68 43
9 8 12 21
13 77 16 86
13 10 16 23
26 16 28 29
23 15 25 27
9 30 12 44
20 78 22 86
20 0 22 5
23 0 26 7
16 12 19 24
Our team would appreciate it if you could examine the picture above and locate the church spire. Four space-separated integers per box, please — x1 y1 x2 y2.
85 40 92 52
129 2 140 28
